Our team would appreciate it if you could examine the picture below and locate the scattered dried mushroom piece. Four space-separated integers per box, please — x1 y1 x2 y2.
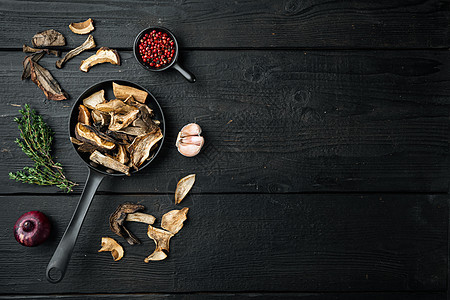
23 44 60 57
32 29 65 47
175 174 196 204
30 60 68 100
98 237 124 261
22 52 45 80
145 225 174 262
161 208 189 234
80 47 120 72
69 18 95 35
56 35 96 69
110 203 145 244
126 212 156 224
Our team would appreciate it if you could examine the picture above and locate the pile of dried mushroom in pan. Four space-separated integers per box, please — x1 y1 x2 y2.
71 82 163 175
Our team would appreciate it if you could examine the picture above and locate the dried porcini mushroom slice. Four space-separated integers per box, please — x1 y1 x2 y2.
144 226 174 262
70 137 83 146
80 47 121 72
98 237 124 261
30 60 68 101
176 123 204 157
126 212 156 224
114 144 129 164
83 90 106 109
95 99 134 113
162 208 189 234
32 29 65 47
128 128 163 169
113 82 148 103
90 150 130 175
23 44 59 57
22 51 45 80
175 174 196 204
110 203 145 245
56 35 96 69
69 18 95 35
75 123 116 150
109 110 140 131
78 104 91 125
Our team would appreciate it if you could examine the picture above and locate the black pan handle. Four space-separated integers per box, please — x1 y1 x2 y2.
172 61 196 83
46 168 104 283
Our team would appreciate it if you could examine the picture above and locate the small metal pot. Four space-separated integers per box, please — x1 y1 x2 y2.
46 80 165 283
133 27 196 83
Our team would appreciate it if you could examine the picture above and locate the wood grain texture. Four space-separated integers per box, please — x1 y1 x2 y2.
0 194 446 294
0 50 448 194
0 292 446 299
0 0 449 49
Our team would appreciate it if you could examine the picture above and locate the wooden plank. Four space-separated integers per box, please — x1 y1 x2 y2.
0 50 448 194
0 194 446 293
0 0 449 49
0 292 446 299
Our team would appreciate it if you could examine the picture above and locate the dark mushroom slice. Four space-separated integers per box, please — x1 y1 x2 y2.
22 51 45 80
56 35 96 69
23 44 60 57
32 29 65 47
75 123 116 150
89 150 130 175
106 130 134 144
30 60 68 101
70 137 83 146
128 128 163 169
113 82 148 103
109 203 145 245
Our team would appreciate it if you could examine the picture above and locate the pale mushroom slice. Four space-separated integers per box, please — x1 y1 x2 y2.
91 109 111 126
95 99 137 114
90 150 130 175
175 174 196 204
113 82 148 103
70 137 83 146
109 109 140 131
128 128 163 169
83 90 106 109
126 212 156 224
114 144 129 164
75 123 115 150
161 208 189 234
80 47 121 72
69 18 95 35
144 225 174 262
98 237 124 261
78 104 91 125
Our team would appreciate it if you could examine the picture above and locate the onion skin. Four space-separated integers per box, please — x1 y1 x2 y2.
14 211 51 247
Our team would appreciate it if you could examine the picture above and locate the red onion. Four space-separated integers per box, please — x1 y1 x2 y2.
14 211 51 247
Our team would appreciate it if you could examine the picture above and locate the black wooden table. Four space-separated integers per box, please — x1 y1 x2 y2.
0 1 449 299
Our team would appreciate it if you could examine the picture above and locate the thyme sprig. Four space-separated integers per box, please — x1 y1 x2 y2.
9 104 77 192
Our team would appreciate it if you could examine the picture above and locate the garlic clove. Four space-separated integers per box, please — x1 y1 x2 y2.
180 136 204 147
178 143 202 157
180 123 202 137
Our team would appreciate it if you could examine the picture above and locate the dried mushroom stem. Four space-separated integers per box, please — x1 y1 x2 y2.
90 150 130 175
56 35 96 69
126 212 156 224
98 237 124 261
23 44 60 56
